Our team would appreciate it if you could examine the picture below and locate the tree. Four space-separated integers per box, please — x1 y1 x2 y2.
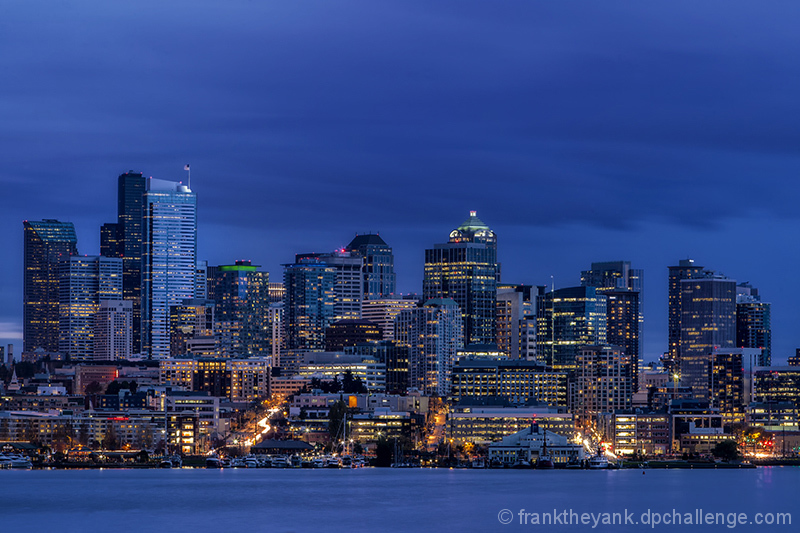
102 425 119 450
85 381 103 395
375 437 393 467
712 440 740 462
342 371 367 394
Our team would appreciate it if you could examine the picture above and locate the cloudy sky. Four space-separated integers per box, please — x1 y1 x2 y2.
2 1 799 361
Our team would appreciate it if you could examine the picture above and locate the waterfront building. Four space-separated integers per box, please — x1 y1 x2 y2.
710 348 759 425
747 402 798 432
346 233 396 299
23 219 79 353
349 410 416 443
535 286 607 371
324 319 383 351
447 402 575 445
283 258 336 351
752 366 800 409
666 259 706 373
395 298 464 396
597 412 670 456
361 298 418 341
679 275 736 400
94 300 133 361
142 178 197 359
449 358 568 406
423 211 497 346
208 260 271 357
58 256 123 360
573 345 633 429
488 423 585 466
736 283 772 367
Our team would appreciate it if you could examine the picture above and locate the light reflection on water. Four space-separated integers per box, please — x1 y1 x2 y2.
0 467 796 532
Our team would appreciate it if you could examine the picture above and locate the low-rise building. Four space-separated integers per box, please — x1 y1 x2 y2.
488 423 585 466
447 402 575 445
450 358 567 406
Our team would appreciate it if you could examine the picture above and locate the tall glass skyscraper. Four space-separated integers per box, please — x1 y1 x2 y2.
58 256 123 360
346 233 396 299
679 275 736 400
423 211 497 346
735 283 771 367
142 178 197 359
667 259 705 372
115 171 147 353
23 219 79 353
283 257 336 352
296 251 363 321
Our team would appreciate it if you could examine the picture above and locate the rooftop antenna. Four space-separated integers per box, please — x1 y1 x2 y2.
184 164 191 189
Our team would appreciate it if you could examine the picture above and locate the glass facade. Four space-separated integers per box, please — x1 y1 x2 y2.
346 233 396 299
283 258 336 351
23 219 79 353
142 178 197 359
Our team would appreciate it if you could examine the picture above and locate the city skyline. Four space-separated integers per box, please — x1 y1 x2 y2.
3 2 800 362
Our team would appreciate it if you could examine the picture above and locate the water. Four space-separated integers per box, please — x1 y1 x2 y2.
1 467 796 532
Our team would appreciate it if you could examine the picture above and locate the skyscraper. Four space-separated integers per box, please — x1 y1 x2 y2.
667 259 705 372
496 284 537 359
346 233 396 299
58 256 123 360
581 260 643 375
208 260 271 357
23 219 79 353
679 274 736 400
423 211 497 346
283 257 336 352
94 300 132 361
395 298 463 396
296 251 363 320
536 286 607 371
574 345 633 429
142 178 197 359
736 283 771 367
115 171 147 353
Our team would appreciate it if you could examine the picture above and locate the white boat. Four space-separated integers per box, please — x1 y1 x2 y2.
0 454 33 469
588 455 609 469
312 457 326 468
244 455 259 468
325 456 341 469
271 455 290 468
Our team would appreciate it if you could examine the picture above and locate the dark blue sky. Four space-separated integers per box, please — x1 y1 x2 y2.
2 1 800 361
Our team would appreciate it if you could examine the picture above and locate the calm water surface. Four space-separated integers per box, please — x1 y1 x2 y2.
1 467 796 532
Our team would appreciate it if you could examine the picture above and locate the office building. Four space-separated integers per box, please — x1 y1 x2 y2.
496 284 537 359
736 283 771 367
324 319 382 351
361 298 418 341
450 358 568 406
346 341 410 394
535 286 607 371
394 298 463 396
142 178 197 359
100 223 122 258
296 251 363 320
283 257 336 351
679 275 736 400
574 345 633 429
346 233 396 299
116 171 148 354
93 300 132 361
208 260 271 357
752 366 800 408
23 219 79 353
58 256 123 360
169 299 216 357
423 211 497 346
667 259 705 372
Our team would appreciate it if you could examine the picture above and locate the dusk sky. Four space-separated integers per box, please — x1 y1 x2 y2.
2 1 800 362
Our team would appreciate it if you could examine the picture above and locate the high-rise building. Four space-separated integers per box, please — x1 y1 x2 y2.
58 256 123 360
94 300 132 361
346 233 396 299
324 319 383 351
536 286 607 371
195 260 208 299
23 219 79 353
100 223 123 258
208 260 271 357
346 341 410 394
116 171 147 354
496 284 537 359
296 251 363 320
142 178 197 359
710 348 753 425
581 261 643 377
283 257 336 351
423 211 497 346
736 283 771 367
667 259 705 372
361 298 418 341
574 345 633 429
395 298 464 396
169 299 215 357
679 274 736 400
